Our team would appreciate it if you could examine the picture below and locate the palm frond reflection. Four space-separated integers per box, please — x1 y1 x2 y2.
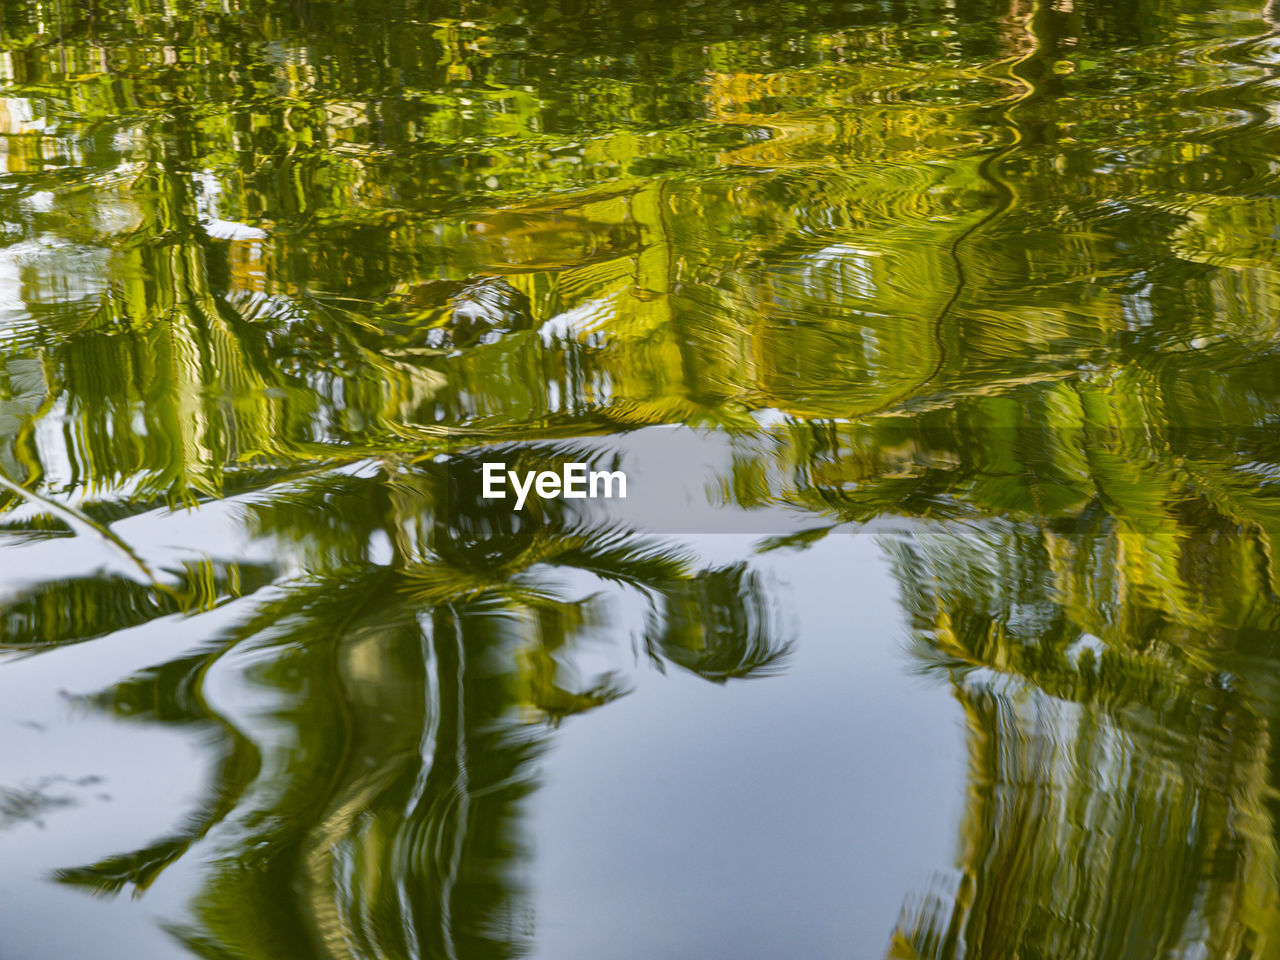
42 453 790 958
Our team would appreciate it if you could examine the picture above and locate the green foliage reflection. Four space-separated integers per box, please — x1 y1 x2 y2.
2 0 1280 956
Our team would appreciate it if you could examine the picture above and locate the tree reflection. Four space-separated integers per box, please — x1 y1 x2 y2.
45 451 790 959
883 523 1280 959
2 0 1280 956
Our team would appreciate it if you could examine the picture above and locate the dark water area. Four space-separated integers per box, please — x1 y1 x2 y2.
1 0 1280 957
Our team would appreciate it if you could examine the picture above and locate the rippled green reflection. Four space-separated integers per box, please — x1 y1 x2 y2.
40 455 793 957
3 0 1280 956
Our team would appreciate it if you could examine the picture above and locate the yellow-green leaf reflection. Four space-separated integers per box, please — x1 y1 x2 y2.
2 0 1280 956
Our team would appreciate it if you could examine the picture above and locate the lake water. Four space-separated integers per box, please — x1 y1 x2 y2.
2 1 1280 957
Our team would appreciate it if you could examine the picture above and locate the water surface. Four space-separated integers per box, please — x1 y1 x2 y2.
2 1 1280 957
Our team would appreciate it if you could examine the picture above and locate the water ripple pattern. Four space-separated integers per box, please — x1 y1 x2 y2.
1 2 1280 959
